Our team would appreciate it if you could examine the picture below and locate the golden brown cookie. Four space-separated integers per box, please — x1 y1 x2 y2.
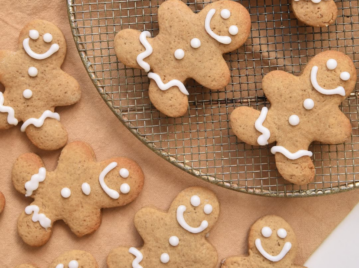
115 0 251 117
0 191 5 213
230 51 356 185
0 20 81 150
292 0 338 27
15 250 98 268
12 141 145 247
222 215 306 268
107 187 220 268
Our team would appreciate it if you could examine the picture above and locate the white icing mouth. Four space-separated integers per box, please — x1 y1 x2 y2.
25 167 46 197
148 72 189 95
255 107 270 146
99 162 121 199
176 205 208 233
137 31 153 72
255 238 292 262
23 38 59 60
0 92 18 126
271 146 312 160
311 66 346 96
129 247 143 268
205 9 232 44
21 110 60 132
25 205 51 229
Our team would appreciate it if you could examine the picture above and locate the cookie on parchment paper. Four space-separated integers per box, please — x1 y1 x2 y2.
0 191 5 213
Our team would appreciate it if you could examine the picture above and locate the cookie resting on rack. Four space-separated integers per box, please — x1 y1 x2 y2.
0 20 81 150
107 187 220 268
115 0 251 117
222 215 306 268
230 51 356 185
15 250 98 268
12 141 144 246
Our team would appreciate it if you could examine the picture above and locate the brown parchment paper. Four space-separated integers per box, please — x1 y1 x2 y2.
0 0 359 267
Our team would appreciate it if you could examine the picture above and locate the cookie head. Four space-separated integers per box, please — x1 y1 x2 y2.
169 187 219 234
18 20 66 65
248 215 297 263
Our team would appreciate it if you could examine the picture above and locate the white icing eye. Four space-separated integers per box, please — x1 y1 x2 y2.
23 89 33 99
174 49 185 60
340 72 350 81
261 226 272 238
204 204 213 215
120 183 130 194
221 9 231 19
277 228 287 239
228 25 238 35
61 188 71 198
82 182 91 195
289 115 300 126
43 33 53 43
303 98 314 110
169 236 179 246
190 38 201 49
160 253 170 263
28 67 38 77
29 30 39 40
68 260 79 268
119 168 129 178
190 195 201 207
326 59 337 70
55 264 64 268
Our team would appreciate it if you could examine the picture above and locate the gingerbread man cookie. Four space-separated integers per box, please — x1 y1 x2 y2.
0 191 5 214
292 0 338 27
107 187 220 268
230 51 356 185
0 20 81 150
115 0 250 117
12 141 144 246
222 215 306 268
15 250 98 268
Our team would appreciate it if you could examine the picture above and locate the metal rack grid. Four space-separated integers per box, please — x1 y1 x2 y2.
67 0 359 197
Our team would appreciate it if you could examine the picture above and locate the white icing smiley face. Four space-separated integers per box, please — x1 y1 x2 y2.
255 226 292 262
24 29 60 60
56 260 79 268
99 162 131 199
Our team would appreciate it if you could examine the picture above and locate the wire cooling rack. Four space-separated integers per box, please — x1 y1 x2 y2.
67 0 359 197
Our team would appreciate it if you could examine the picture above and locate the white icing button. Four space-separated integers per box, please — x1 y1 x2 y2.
326 59 337 70
220 9 231 19
261 226 272 238
190 38 201 49
228 25 239 35
303 98 314 110
340 72 350 81
68 260 79 268
120 183 130 194
61 188 71 198
190 195 201 207
169 236 179 247
160 253 170 264
174 49 185 60
82 182 91 195
43 33 53 43
28 67 38 77
23 89 33 99
312 0 321 3
204 204 213 215
29 30 39 40
119 168 129 178
277 228 287 239
289 115 300 126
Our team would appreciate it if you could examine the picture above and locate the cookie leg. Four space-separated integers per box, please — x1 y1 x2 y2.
221 256 251 268
25 119 68 150
65 207 101 237
148 79 189 117
0 112 14 130
107 247 136 268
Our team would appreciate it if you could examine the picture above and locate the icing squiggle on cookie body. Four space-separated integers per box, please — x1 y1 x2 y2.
148 72 189 95
311 66 346 96
25 205 51 229
0 92 18 125
25 167 46 197
129 247 143 268
205 9 232 44
99 162 120 199
23 38 60 60
255 107 270 146
21 110 60 132
176 205 208 233
137 31 153 72
271 146 312 160
255 238 292 262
